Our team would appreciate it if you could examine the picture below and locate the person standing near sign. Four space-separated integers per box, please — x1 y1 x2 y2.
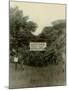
19 55 24 71
14 54 18 71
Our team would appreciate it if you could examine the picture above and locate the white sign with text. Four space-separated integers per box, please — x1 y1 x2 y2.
30 42 47 51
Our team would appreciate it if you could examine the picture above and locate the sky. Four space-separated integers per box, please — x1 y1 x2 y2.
10 1 65 35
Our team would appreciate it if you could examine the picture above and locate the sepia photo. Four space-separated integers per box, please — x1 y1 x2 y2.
9 1 66 89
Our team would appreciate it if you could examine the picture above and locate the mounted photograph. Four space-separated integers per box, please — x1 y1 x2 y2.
9 1 66 89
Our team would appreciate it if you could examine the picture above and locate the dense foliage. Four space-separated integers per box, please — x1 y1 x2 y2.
10 7 66 66
10 7 37 54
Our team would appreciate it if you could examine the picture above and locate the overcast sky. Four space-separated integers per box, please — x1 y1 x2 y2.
10 2 65 35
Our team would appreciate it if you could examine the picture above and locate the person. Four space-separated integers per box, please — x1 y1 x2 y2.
19 55 24 71
14 55 18 71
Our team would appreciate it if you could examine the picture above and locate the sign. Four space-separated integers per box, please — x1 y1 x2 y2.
14 57 18 62
30 42 47 51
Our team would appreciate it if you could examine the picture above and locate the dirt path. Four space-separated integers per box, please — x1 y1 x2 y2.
9 63 65 89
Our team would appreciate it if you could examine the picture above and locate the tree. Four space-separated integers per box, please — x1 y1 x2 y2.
10 7 66 66
10 7 38 55
38 19 66 65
